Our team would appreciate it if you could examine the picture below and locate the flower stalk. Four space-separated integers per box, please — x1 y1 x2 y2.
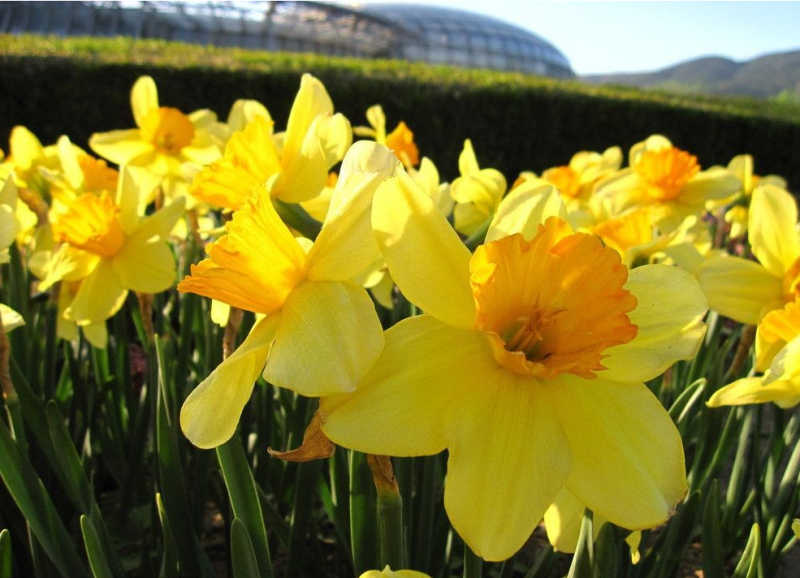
367 454 406 570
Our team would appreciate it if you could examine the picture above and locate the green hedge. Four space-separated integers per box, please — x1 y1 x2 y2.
2 34 800 189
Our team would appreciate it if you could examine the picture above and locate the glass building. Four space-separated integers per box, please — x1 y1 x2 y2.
0 1 574 78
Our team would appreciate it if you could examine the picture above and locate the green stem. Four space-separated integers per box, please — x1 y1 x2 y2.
273 200 322 240
376 482 405 570
463 543 483 578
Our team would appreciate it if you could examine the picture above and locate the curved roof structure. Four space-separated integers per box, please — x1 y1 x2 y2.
0 1 574 78
356 3 573 78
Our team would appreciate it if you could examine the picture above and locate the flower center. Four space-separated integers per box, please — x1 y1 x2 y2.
385 121 419 167
51 192 125 258
470 217 638 378
79 155 119 193
783 257 800 302
543 166 581 199
634 147 699 201
140 107 195 154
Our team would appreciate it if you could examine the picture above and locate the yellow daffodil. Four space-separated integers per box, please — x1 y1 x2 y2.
35 167 185 348
359 567 431 578
451 139 506 236
320 175 708 561
0 304 24 334
44 136 119 200
354 105 420 168
718 154 787 238
89 76 224 199
517 146 622 209
225 99 271 137
0 177 21 265
178 142 398 449
190 74 352 211
697 184 799 325
708 297 800 409
594 135 739 232
0 126 63 195
544 488 641 564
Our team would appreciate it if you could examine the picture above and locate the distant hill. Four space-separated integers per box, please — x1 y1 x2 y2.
583 50 800 100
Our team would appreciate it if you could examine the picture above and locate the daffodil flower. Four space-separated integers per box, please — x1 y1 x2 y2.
717 154 787 238
320 174 708 561
35 167 185 348
0 177 21 265
178 142 398 449
89 76 225 200
697 184 799 325
354 104 420 168
708 297 800 409
594 135 739 232
0 126 62 195
451 139 507 236
190 74 352 211
44 135 120 200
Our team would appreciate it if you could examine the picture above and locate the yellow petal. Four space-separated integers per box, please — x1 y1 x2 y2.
82 322 108 349
306 142 397 281
0 304 24 333
9 126 44 170
65 260 128 325
89 129 153 166
282 74 334 164
226 99 272 133
273 128 329 203
264 280 383 396
36 245 101 291
485 180 566 242
792 519 800 539
314 113 353 168
697 255 783 324
372 171 475 329
359 568 431 578
707 376 799 407
127 197 186 245
749 185 800 278
444 372 570 562
112 239 176 293
551 376 687 530
544 488 599 553
181 316 279 448
602 265 708 383
321 315 493 456
458 139 480 175
131 76 159 128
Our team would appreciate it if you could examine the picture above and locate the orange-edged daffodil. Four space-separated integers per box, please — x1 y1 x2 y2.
359 567 431 578
190 74 352 211
178 142 398 449
320 174 708 561
89 76 224 200
594 135 739 232
354 104 420 168
451 139 507 236
544 488 642 563
697 184 799 325
708 297 800 409
35 167 185 348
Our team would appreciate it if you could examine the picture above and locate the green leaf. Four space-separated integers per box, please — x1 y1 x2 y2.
732 524 761 578
80 516 115 578
702 480 724 578
231 519 260 578
0 529 12 578
592 524 617 578
567 509 593 578
45 401 93 513
156 493 178 578
217 438 273 578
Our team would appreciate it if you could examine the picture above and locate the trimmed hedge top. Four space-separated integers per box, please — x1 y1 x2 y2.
1 34 800 188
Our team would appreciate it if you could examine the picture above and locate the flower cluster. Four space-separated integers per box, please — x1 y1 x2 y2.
2 73 797 567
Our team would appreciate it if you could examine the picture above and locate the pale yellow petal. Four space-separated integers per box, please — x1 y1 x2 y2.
544 488 599 553
749 185 800 278
0 304 24 333
314 113 353 168
9 126 44 170
486 180 566 242
444 373 570 562
89 130 154 166
372 172 475 329
707 376 799 407
602 265 708 383
112 239 176 293
458 139 480 175
321 315 493 456
272 130 329 203
551 377 687 530
281 74 334 163
36 245 101 290
181 316 279 448
227 99 272 133
128 197 186 245
65 260 128 326
306 142 397 281
264 280 383 396
697 255 783 324
131 76 159 128
82 322 108 349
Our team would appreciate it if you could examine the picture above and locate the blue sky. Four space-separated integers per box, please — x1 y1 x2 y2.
352 1 800 75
